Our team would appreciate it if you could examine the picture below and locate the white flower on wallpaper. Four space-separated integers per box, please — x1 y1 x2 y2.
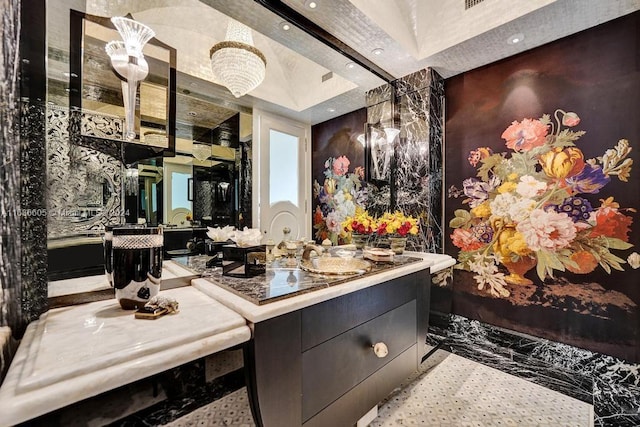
628 252 640 269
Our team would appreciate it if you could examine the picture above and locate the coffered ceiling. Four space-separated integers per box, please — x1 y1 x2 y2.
82 0 640 126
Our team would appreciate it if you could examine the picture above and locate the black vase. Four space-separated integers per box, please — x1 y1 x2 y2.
112 226 163 309
103 224 145 288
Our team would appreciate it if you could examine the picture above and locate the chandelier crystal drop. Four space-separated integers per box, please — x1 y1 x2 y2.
210 21 266 98
192 143 212 162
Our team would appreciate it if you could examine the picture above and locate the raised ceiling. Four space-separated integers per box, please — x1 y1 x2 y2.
83 0 640 125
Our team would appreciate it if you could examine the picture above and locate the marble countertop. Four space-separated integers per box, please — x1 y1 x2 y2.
48 260 198 298
0 287 251 427
193 251 456 323
176 254 424 305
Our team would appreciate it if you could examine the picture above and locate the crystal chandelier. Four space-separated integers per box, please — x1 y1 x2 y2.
105 17 155 141
209 21 266 98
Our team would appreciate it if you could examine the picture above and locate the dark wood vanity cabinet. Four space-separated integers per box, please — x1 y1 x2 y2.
244 268 431 427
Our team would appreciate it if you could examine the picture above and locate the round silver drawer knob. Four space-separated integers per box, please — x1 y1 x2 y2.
372 342 389 358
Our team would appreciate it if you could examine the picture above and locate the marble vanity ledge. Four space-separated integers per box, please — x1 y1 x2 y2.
193 252 455 324
48 260 196 298
47 261 199 308
0 287 251 427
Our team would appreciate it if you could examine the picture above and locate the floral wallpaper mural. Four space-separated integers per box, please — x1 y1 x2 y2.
444 11 639 363
449 109 635 298
313 156 366 243
311 109 367 243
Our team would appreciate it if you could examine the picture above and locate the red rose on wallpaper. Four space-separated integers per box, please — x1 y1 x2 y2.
500 118 549 152
332 155 350 176
451 228 484 252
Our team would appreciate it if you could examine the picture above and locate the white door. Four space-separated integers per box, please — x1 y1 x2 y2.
254 110 310 242
163 158 193 226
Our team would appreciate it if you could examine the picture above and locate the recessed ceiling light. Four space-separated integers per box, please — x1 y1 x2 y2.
305 0 318 9
507 33 524 45
188 111 198 117
327 107 336 113
280 21 291 31
371 48 384 55
345 62 356 70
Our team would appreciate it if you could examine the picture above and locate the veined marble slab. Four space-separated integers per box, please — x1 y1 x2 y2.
0 287 250 427
194 252 455 323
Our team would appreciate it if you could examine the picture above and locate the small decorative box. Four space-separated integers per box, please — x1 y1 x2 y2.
222 245 267 277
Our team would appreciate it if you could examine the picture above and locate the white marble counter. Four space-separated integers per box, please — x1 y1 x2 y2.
0 287 251 427
48 260 198 298
193 252 455 324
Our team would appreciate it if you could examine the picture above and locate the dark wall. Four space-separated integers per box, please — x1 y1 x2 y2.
311 109 366 243
444 12 640 362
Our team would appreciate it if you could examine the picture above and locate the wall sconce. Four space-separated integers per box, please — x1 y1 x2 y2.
210 20 266 98
367 127 399 181
105 17 155 141
218 182 230 202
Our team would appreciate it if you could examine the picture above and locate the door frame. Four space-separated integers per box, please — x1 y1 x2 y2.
252 108 311 241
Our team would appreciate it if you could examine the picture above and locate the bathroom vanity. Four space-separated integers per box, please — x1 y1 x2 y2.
193 252 455 427
0 252 453 426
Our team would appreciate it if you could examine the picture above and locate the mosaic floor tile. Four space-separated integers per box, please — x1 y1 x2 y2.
164 350 593 426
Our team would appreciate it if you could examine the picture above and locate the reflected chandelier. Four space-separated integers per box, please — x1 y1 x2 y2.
105 17 155 141
210 21 266 98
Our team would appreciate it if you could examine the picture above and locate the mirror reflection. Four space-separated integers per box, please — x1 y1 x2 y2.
45 0 381 303
71 11 175 147
46 7 253 296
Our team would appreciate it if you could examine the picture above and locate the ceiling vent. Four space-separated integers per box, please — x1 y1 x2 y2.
465 0 485 9
322 71 333 82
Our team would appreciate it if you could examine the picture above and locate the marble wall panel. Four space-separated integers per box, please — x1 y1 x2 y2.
239 140 252 228
365 68 445 253
428 313 640 426
365 82 392 107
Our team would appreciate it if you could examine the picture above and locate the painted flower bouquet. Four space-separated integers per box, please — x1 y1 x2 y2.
313 155 366 244
449 109 635 298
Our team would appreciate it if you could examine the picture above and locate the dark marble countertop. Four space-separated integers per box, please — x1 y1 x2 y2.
171 254 423 305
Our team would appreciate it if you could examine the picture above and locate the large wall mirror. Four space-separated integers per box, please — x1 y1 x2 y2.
46 3 253 303
69 10 176 152
45 0 383 305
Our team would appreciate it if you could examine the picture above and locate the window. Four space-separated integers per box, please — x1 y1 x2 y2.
269 129 299 206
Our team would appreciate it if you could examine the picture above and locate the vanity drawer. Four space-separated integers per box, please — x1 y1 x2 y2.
301 273 416 351
302 300 417 422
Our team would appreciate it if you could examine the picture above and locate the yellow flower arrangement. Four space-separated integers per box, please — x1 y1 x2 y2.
342 209 419 238
342 207 377 235
376 211 419 237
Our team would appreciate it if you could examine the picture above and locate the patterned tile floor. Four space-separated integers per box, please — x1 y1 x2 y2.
164 350 593 427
